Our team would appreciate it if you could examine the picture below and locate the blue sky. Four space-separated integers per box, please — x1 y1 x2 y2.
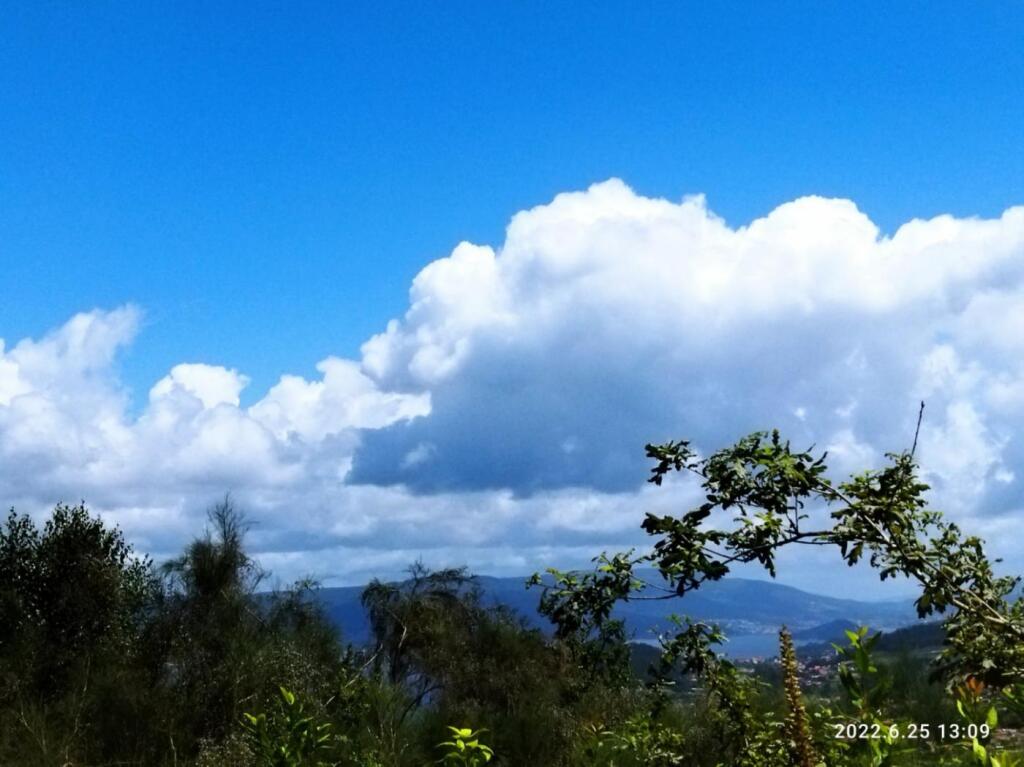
5 2 1023 399
2 3 1024 598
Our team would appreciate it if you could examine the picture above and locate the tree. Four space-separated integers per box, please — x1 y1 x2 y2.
361 563 614 766
362 564 475 690
150 497 344 751
533 408 1024 733
0 503 153 698
0 504 158 764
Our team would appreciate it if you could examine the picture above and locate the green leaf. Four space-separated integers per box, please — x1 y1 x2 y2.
987 705 999 729
972 738 988 763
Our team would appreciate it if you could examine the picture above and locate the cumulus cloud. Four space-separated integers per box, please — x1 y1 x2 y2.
3 179 1024 596
351 180 1024 503
150 364 249 408
250 358 430 442
0 308 429 556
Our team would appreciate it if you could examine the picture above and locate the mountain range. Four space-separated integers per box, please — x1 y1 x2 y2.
309 571 922 658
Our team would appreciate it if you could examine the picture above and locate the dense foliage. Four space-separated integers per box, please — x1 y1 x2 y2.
3 420 1024 765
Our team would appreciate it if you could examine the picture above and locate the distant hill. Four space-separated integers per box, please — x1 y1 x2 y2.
612 573 916 639
309 571 920 657
799 620 946 659
792 619 860 642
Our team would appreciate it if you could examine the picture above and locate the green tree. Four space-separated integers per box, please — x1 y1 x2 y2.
362 563 600 766
0 503 156 764
534 412 1024 693
0 503 153 696
148 497 344 755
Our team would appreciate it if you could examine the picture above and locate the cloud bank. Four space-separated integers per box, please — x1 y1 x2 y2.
3 180 1024 595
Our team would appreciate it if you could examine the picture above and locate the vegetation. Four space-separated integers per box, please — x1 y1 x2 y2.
437 727 493 766
779 627 817 767
3 417 1024 765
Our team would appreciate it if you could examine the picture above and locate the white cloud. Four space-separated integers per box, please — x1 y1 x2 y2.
0 308 429 557
916 400 1011 513
150 364 249 409
350 180 1024 500
3 180 1024 598
250 357 430 442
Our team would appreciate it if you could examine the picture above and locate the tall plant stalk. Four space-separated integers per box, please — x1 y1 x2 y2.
780 627 817 767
